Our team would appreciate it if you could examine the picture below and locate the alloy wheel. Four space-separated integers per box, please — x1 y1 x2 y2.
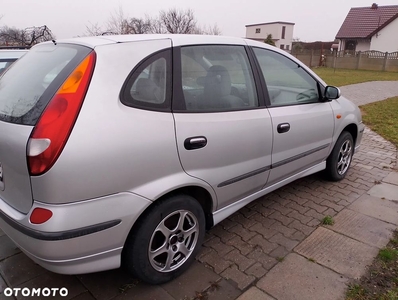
337 139 352 175
148 210 199 272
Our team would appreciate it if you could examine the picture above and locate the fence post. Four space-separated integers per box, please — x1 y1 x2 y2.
356 52 361 70
333 52 337 71
382 52 388 71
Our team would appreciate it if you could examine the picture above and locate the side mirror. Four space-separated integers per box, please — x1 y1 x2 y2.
324 86 341 101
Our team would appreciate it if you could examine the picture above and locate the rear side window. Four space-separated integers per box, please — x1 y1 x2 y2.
0 44 92 125
121 49 172 111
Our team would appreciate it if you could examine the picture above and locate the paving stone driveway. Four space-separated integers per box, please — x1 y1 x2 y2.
1 84 397 299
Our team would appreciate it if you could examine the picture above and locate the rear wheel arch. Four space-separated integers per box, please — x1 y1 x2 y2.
121 190 209 283
122 185 214 248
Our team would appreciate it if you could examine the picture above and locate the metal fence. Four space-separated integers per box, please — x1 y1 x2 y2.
291 49 398 72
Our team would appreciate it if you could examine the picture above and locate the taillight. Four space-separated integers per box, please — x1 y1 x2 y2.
30 208 53 224
27 52 96 175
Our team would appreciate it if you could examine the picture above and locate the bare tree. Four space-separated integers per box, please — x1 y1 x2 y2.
85 22 105 36
106 7 131 34
127 17 152 34
0 25 54 47
148 17 166 34
85 7 131 36
83 7 220 36
194 24 222 35
159 8 197 34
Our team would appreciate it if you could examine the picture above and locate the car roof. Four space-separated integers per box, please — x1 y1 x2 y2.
0 49 29 59
40 34 255 48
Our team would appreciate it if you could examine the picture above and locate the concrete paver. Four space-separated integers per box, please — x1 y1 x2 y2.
0 294 13 300
221 265 256 290
160 261 221 299
256 253 348 300
295 227 379 279
112 284 174 300
368 183 398 201
205 279 242 300
0 274 6 294
70 293 96 300
382 171 398 185
77 269 133 300
236 287 275 300
0 253 46 287
15 273 87 300
0 236 20 262
328 209 396 248
349 194 398 225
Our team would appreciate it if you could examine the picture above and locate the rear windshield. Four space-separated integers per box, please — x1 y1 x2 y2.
0 43 92 125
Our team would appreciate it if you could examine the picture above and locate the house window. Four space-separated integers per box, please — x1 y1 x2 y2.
280 44 285 49
256 28 261 33
281 26 286 39
286 45 290 51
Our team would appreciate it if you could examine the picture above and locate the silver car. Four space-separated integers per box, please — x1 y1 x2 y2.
0 35 364 284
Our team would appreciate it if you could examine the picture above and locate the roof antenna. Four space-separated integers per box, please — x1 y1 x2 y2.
52 39 57 45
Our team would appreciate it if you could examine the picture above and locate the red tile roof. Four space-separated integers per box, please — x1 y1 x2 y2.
336 5 398 39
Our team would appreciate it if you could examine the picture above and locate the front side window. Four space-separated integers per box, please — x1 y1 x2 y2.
121 50 171 111
253 47 320 107
180 45 258 112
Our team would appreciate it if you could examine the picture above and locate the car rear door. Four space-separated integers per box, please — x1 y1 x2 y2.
251 47 334 185
172 44 273 210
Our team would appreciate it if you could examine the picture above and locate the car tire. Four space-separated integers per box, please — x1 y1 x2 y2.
122 194 205 284
325 131 354 181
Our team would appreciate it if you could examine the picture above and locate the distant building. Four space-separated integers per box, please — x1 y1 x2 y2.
245 21 295 51
336 3 398 53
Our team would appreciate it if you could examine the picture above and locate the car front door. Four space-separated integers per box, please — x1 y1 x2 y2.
173 44 273 210
252 47 335 185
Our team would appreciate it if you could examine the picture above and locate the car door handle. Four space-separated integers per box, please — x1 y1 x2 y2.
184 136 207 150
277 123 290 133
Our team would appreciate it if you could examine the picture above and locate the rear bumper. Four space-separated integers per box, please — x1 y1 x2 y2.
0 192 152 274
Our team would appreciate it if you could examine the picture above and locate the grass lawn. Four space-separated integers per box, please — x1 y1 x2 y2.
360 96 398 147
312 68 398 87
346 231 398 300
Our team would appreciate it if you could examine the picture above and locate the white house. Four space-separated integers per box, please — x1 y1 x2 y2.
336 3 398 53
245 22 295 51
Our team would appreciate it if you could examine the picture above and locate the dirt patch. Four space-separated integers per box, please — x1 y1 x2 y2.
346 231 398 299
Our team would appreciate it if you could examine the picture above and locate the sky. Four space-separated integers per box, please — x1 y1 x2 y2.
1 0 398 42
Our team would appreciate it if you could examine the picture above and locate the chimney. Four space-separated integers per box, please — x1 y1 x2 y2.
371 3 378 9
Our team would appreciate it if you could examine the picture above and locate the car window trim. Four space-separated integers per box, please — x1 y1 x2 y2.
172 44 266 113
120 48 172 112
250 46 326 108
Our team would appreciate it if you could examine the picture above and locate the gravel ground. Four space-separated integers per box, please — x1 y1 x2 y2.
339 81 398 106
